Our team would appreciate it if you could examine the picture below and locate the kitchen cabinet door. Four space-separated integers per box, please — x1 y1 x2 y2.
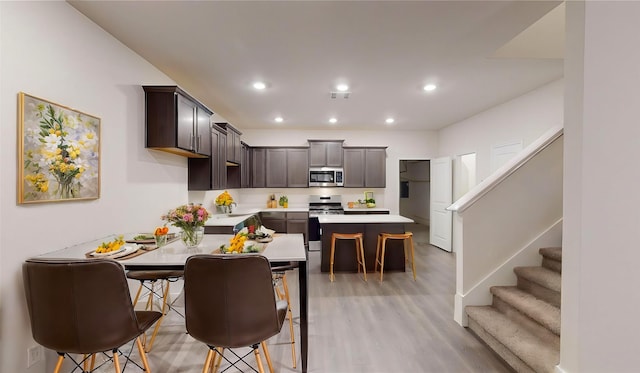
143 86 212 158
251 148 266 188
365 148 386 187
195 106 211 156
326 141 344 167
241 142 251 188
287 148 309 187
343 148 365 187
266 148 287 188
308 140 343 167
287 212 309 246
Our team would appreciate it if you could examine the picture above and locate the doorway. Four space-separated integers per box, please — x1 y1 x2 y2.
398 160 430 226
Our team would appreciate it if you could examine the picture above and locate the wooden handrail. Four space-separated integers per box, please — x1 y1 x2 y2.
447 126 563 214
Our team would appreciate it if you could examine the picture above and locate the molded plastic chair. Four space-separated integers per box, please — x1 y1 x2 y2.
184 255 287 373
23 258 161 373
271 261 298 369
126 269 184 352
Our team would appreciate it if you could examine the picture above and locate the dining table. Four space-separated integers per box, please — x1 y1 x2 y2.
34 233 310 373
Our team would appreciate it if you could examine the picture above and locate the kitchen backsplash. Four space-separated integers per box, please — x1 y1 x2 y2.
194 188 386 211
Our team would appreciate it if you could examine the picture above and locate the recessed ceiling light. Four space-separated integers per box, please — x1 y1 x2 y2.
336 84 349 92
329 117 338 124
274 116 283 123
253 81 266 90
385 118 395 124
423 84 437 92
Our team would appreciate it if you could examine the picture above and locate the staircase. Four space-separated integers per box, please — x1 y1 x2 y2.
466 247 561 373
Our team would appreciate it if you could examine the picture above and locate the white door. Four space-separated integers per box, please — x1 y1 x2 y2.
430 157 452 252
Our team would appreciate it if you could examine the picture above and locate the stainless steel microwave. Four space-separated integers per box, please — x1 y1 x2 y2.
309 167 344 187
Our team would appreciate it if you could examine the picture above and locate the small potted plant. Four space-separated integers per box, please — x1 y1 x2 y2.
279 195 289 208
365 198 376 208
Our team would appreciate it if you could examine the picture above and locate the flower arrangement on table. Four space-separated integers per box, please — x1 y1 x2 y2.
219 227 271 254
162 203 210 248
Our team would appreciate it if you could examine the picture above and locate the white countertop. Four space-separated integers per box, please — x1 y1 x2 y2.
35 233 307 265
317 214 414 224
344 207 390 212
206 207 309 226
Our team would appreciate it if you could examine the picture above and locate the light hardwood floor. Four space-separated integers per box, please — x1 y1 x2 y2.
95 223 511 373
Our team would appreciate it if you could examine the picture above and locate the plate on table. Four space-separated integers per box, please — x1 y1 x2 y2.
126 233 176 244
90 245 138 258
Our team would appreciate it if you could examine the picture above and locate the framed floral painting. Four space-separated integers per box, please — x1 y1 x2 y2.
18 92 101 204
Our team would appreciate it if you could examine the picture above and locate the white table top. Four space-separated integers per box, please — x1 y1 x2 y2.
317 214 414 224
35 233 307 267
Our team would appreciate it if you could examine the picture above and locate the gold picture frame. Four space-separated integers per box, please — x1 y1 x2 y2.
18 92 101 204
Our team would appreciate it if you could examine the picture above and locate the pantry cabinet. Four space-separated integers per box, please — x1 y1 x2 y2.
143 85 212 158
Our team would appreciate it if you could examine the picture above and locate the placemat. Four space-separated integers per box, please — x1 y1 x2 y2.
85 237 180 260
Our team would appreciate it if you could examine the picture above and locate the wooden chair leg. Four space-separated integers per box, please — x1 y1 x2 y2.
356 237 367 281
282 273 297 368
408 236 417 280
145 280 170 352
374 234 382 273
212 347 224 373
329 235 336 282
53 354 64 373
254 346 266 373
379 237 387 282
136 336 152 373
131 281 144 307
261 341 275 373
90 353 96 371
113 349 122 373
202 348 215 373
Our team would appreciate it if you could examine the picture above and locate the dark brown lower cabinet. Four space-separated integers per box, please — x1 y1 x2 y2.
320 223 405 273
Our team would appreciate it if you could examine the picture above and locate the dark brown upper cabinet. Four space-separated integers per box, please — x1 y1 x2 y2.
143 86 212 158
343 147 387 188
217 122 242 165
308 140 344 167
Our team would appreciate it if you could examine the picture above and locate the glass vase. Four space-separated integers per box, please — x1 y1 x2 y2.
181 226 204 249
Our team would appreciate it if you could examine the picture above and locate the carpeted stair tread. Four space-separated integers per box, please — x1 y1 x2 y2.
491 286 561 335
539 247 562 261
466 306 559 373
514 266 561 292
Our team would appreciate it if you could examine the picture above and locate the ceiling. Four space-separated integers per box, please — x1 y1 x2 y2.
68 1 565 131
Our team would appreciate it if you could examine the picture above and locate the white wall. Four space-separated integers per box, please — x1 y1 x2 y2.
438 78 564 183
191 129 439 214
562 2 640 372
0 3 184 372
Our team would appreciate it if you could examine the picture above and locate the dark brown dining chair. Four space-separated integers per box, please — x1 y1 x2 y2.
23 258 161 373
126 269 184 352
184 255 288 373
270 261 298 369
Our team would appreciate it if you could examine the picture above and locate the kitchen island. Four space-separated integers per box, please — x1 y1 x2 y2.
318 214 414 273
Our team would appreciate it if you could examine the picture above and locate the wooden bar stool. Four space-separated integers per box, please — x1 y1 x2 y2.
375 232 417 281
329 233 367 282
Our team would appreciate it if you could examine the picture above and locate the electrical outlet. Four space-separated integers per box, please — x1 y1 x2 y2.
27 345 43 367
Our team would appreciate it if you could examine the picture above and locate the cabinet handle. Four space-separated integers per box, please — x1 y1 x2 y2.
190 133 195 151
197 134 201 152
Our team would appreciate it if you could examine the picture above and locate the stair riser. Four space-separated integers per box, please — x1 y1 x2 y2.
467 317 537 373
517 277 561 308
541 258 561 274
493 296 561 338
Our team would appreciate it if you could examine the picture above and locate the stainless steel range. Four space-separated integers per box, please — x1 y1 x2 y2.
308 195 344 247
308 195 344 217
